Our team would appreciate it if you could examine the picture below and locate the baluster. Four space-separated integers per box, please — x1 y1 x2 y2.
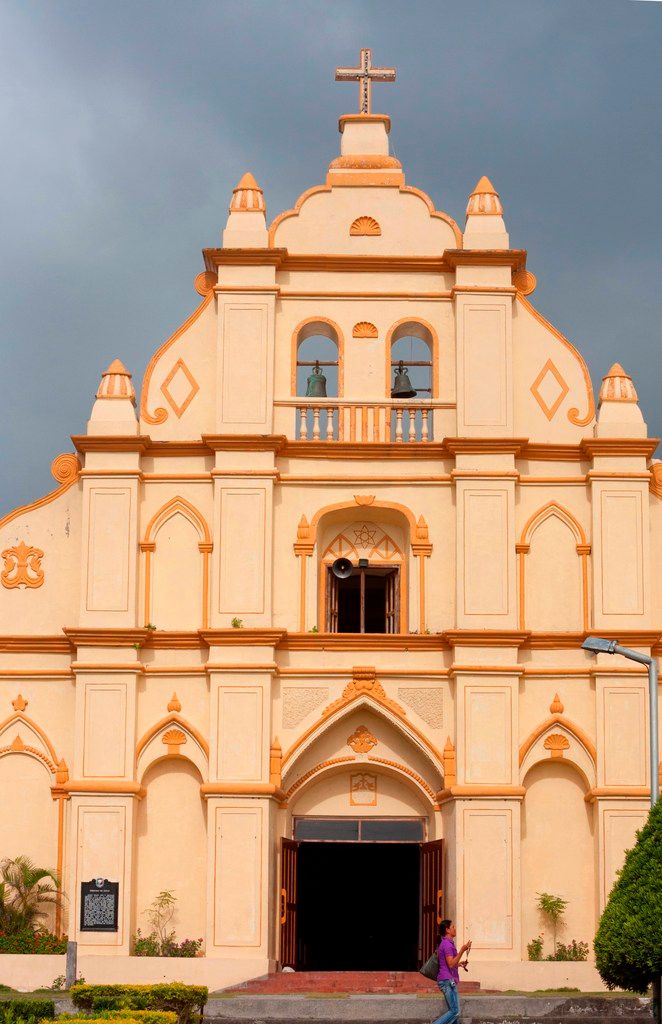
362 405 368 442
299 406 308 440
382 407 389 443
408 407 417 442
421 408 429 442
338 404 344 441
373 406 380 442
312 407 321 440
395 408 404 443
349 406 356 442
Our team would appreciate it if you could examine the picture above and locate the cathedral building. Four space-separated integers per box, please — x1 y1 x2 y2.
1 53 660 989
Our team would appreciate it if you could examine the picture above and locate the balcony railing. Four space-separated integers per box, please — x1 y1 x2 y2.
274 399 446 443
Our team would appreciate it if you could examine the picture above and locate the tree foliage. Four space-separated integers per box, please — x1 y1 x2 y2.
594 799 662 994
0 856 63 934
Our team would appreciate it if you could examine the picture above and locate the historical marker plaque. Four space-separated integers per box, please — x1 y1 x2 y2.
80 878 119 932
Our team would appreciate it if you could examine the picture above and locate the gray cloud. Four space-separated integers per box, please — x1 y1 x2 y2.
1 0 661 513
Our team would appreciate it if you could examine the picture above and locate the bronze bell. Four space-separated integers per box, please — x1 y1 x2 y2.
391 360 417 399
305 360 327 398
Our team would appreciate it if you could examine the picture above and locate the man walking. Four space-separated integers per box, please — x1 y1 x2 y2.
431 919 471 1024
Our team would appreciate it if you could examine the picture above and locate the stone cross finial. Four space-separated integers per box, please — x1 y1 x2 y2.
335 48 396 114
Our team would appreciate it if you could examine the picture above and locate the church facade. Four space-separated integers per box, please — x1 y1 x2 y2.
1 60 661 988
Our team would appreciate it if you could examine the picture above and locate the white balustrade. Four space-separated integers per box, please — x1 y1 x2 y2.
281 400 436 443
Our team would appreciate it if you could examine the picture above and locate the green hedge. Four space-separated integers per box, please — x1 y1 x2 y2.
0 1002 55 1022
0 931 67 954
70 986 207 1024
594 798 662 993
56 1012 176 1024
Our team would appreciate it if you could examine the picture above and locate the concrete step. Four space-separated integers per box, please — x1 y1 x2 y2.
205 993 652 1023
222 970 480 995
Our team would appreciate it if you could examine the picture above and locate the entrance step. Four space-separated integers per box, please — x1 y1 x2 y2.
223 971 480 995
206 994 652 1023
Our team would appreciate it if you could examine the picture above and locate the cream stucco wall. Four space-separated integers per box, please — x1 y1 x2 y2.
0 104 659 988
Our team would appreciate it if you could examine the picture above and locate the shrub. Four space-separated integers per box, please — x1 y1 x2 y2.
536 892 568 955
0 929 67 954
56 1012 176 1024
547 939 589 961
0 857 63 935
0 1002 55 1023
70 985 208 1024
527 935 544 961
594 799 662 993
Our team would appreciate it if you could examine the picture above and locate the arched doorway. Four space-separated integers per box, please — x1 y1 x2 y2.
279 703 443 971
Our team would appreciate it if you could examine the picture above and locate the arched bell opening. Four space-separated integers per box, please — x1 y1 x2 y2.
292 318 343 440
386 319 437 441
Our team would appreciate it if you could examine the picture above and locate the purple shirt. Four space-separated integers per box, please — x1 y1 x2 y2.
437 937 459 983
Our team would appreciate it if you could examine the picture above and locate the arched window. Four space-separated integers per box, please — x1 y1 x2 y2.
386 320 437 441
293 318 343 440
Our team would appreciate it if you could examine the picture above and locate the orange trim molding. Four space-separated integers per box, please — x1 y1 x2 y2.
0 454 81 533
519 713 597 766
140 290 215 425
517 293 594 427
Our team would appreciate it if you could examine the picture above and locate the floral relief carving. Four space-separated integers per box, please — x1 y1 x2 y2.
350 772 377 806
347 725 378 754
283 687 330 729
11 694 28 712
1 542 44 589
398 688 443 729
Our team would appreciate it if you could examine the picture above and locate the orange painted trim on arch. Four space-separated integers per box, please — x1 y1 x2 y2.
0 710 60 763
290 315 345 398
281 686 443 772
308 496 419 545
517 501 589 631
140 290 215 425
519 713 597 767
135 712 209 758
516 293 595 427
144 495 212 545
0 454 81 533
55 795 65 936
385 316 439 399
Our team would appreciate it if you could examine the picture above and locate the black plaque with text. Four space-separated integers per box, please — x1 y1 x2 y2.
80 878 119 932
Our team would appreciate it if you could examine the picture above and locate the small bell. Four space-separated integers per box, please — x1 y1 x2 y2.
391 360 417 399
305 360 327 398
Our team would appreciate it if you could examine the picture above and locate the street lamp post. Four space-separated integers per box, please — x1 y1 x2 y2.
582 636 660 1020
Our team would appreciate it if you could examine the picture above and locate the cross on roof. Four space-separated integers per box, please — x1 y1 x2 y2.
335 48 396 115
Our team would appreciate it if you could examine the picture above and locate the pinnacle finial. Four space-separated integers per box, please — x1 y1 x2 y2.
466 176 504 217
599 363 638 404
229 172 266 213
96 359 135 403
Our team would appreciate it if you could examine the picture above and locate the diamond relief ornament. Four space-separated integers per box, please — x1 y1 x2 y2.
530 359 570 421
160 358 200 418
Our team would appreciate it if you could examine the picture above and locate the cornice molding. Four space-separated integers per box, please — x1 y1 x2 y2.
200 629 286 648
280 633 448 651
444 249 527 271
63 628 149 648
580 438 659 459
71 436 151 454
201 434 286 453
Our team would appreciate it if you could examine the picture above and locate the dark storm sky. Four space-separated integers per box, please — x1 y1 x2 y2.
1 0 661 515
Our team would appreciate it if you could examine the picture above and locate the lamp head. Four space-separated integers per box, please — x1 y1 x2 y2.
582 636 618 655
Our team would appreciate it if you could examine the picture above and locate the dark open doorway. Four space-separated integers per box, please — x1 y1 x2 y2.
326 565 400 633
296 841 420 970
